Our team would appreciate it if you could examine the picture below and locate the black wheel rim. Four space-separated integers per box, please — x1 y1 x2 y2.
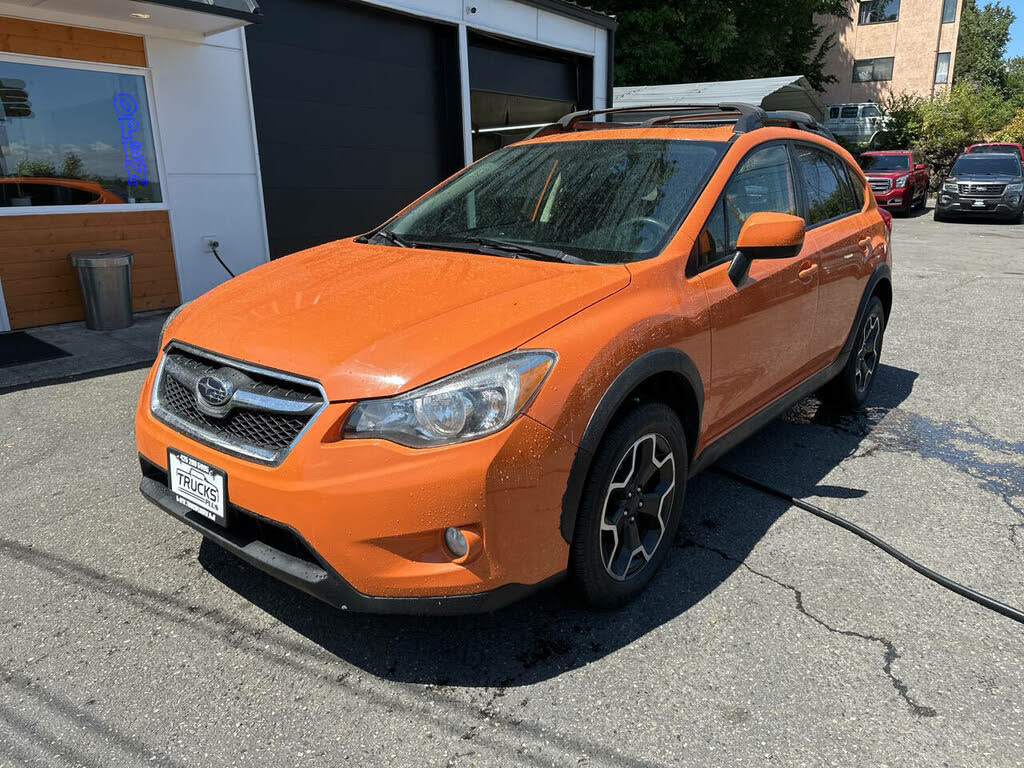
855 312 882 393
599 433 676 582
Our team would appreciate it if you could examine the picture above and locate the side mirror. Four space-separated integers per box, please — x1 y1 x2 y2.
728 212 806 286
915 163 925 171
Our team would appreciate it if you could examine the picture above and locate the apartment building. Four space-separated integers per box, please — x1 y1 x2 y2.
816 0 962 105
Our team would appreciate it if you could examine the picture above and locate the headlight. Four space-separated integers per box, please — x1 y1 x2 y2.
943 180 959 193
895 175 909 188
345 350 557 447
1005 183 1023 194
158 302 189 353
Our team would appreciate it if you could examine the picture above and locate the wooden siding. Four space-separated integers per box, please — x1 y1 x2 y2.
0 211 179 329
0 16 146 67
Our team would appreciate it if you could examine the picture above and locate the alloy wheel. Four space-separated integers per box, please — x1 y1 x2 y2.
855 313 881 392
599 433 676 581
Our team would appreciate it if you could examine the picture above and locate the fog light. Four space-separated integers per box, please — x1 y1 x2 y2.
444 527 468 558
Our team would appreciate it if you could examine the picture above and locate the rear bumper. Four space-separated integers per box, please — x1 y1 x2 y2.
139 462 562 614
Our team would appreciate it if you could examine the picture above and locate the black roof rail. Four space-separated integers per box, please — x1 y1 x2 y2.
527 103 837 141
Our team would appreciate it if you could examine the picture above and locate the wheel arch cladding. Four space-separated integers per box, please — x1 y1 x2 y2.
559 348 703 544
872 276 892 322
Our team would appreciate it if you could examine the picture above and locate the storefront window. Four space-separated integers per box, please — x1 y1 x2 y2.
0 58 161 208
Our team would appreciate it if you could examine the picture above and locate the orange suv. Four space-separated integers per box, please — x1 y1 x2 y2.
136 103 892 613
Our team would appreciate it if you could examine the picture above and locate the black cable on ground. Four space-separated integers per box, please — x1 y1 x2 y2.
713 466 1024 626
210 244 236 278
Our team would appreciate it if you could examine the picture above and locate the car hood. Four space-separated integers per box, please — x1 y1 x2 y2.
170 240 631 400
950 174 1022 183
864 170 911 179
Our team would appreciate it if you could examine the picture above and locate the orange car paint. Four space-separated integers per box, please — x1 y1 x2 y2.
136 122 890 606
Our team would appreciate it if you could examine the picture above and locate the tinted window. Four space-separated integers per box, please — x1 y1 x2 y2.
859 154 910 172
390 139 726 264
794 146 857 224
0 59 161 208
829 107 840 119
697 144 797 267
862 105 882 118
840 106 859 118
859 0 900 23
952 155 1023 177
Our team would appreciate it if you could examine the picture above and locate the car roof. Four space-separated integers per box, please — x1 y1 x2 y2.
515 102 838 149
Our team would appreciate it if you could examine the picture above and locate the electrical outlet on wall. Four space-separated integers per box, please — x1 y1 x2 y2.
201 235 220 252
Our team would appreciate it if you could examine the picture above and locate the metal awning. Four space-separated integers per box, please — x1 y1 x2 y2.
614 76 826 122
0 0 261 36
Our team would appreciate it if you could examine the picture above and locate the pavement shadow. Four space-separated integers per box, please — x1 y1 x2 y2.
199 363 918 688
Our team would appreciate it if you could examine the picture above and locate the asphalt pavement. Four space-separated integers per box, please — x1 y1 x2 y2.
2 205 1023 767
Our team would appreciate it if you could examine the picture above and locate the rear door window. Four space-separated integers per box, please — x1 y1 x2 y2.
793 145 859 224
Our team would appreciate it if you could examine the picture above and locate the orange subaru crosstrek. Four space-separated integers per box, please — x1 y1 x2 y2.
136 104 892 613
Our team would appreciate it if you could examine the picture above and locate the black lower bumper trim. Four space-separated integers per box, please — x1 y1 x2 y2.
139 473 562 615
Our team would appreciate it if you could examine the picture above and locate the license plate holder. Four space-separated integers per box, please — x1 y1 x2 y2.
972 199 987 208
167 449 228 526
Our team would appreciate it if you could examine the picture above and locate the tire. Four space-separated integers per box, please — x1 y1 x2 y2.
914 189 928 210
934 208 949 222
570 403 688 609
821 296 886 410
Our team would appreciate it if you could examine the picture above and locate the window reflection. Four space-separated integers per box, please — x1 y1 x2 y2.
0 59 161 208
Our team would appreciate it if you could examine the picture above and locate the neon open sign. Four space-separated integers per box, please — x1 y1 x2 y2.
113 92 149 186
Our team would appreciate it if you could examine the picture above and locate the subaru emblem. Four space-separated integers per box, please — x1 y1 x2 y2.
197 375 232 408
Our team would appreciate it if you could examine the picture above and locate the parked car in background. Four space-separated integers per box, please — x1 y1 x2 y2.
965 142 1024 162
936 152 1024 222
858 151 929 214
136 103 892 614
825 103 886 144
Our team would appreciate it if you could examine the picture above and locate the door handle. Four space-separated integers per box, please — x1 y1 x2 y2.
798 263 818 281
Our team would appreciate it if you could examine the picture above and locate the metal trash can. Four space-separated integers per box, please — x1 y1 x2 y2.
68 249 134 331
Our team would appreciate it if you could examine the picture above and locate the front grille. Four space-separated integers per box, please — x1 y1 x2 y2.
868 177 892 194
152 344 326 465
957 183 1006 197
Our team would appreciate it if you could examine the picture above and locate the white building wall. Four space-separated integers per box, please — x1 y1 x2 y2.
145 28 269 302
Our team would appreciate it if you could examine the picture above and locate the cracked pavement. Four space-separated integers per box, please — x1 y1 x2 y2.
2 207 1023 766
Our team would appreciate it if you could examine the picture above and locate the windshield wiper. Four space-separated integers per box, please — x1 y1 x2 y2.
464 237 590 264
374 229 413 248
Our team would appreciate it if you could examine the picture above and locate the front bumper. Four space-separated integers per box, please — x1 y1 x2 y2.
936 193 1023 218
872 187 910 208
139 462 561 614
134 358 576 612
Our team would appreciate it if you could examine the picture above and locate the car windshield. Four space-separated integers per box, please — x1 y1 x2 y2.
859 154 910 172
970 145 1020 156
952 155 1023 177
384 139 726 264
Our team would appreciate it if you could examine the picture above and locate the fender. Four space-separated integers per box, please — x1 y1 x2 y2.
559 348 704 543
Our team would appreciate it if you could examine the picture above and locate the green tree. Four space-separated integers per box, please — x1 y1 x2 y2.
1005 56 1024 108
954 0 1015 92
918 82 1013 185
872 92 925 150
591 0 848 91
60 152 84 179
994 106 1024 143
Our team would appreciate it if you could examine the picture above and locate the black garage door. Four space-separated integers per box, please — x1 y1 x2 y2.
246 1 463 258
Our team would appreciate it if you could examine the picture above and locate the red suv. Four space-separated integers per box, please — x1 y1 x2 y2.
858 150 929 214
